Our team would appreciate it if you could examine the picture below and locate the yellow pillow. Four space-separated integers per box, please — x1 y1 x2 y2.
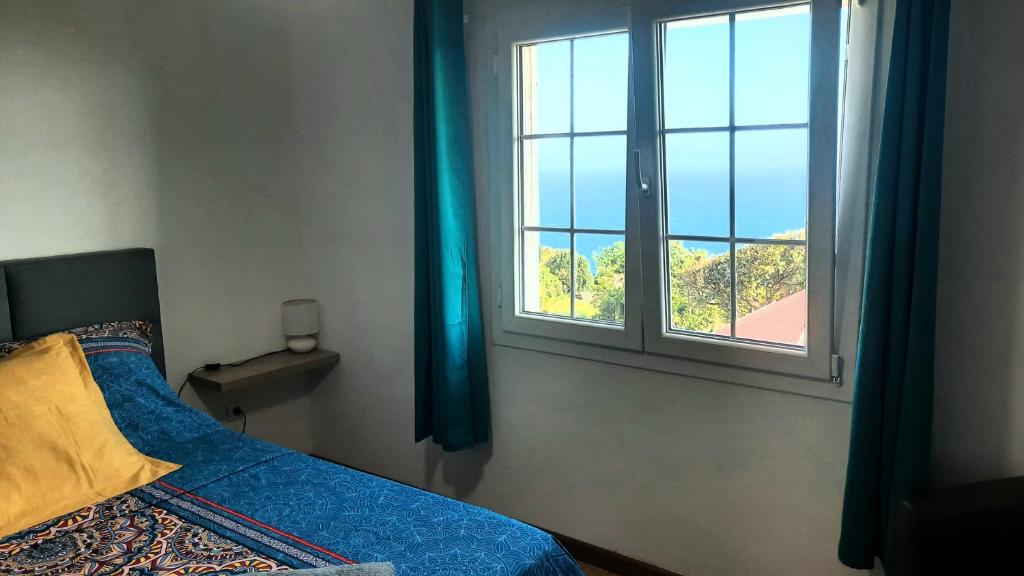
0 333 180 538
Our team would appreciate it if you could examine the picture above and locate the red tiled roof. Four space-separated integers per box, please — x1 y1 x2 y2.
714 289 807 345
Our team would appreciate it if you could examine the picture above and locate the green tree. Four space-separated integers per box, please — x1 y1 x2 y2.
667 229 806 333
734 230 805 317
669 243 730 332
539 229 805 334
536 247 595 316
543 247 593 298
590 241 625 322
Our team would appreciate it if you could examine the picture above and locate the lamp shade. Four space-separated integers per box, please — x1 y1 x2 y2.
282 299 319 336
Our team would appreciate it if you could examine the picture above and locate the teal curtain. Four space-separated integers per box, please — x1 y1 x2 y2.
839 0 950 570
413 0 491 451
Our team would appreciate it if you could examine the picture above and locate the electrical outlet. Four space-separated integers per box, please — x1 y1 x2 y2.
224 403 243 421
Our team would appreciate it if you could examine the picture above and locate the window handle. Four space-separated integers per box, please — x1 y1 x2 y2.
634 149 650 197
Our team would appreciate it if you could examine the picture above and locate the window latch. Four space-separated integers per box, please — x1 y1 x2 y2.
831 354 842 385
634 149 650 197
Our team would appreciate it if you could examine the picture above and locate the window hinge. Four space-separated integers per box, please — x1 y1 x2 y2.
497 282 503 308
830 354 843 385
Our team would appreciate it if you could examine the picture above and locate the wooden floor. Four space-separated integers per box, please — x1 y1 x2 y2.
579 562 621 576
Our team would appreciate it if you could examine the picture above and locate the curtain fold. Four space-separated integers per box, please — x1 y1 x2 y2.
413 0 491 452
838 0 950 570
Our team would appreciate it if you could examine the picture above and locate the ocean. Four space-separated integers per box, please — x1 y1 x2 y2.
533 161 808 271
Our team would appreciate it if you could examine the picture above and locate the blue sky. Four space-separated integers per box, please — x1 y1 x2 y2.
524 6 829 264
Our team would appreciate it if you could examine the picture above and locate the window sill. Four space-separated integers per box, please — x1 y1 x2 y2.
490 327 853 404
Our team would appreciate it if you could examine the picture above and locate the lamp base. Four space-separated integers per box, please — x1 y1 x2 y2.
286 336 318 354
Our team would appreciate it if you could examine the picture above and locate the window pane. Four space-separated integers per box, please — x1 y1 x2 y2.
522 232 571 317
735 6 811 126
522 138 570 228
665 131 730 237
574 234 625 324
667 240 731 334
574 33 628 132
521 41 570 135
837 4 850 176
735 128 807 239
574 135 626 230
735 243 806 346
663 15 730 129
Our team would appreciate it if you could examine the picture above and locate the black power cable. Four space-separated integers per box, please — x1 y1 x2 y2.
232 406 248 434
177 367 203 398
176 349 287 398
174 349 286 434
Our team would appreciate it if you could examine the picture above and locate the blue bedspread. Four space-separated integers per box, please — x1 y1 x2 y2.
80 343 583 576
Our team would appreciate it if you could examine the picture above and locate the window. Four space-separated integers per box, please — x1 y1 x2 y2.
497 0 842 381
518 33 629 326
658 7 811 347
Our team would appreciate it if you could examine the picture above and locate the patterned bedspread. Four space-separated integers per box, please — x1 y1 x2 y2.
0 340 582 576
0 490 294 574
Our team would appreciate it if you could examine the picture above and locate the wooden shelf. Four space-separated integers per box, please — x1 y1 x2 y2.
188 349 339 393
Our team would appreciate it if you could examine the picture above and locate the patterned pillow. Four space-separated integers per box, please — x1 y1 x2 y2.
0 321 153 358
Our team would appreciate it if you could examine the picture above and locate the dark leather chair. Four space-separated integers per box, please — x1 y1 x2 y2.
894 476 1024 575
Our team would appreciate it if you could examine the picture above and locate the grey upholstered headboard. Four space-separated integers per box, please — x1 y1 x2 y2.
0 249 166 375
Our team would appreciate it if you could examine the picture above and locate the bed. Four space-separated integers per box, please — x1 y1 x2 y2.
0 249 583 576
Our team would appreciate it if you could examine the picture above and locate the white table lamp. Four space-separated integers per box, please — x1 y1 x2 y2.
282 299 319 353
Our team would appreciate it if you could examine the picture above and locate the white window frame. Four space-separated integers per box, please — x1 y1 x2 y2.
504 24 644 351
633 0 841 380
478 0 856 398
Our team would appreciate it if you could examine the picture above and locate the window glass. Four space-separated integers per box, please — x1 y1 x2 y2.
665 132 730 237
734 6 811 125
660 5 811 347
574 34 629 132
520 41 570 134
663 16 730 129
574 135 626 230
518 33 629 326
522 138 571 228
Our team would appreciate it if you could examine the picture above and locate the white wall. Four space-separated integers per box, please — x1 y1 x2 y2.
932 0 1024 488
0 0 159 258
0 0 315 453
134 0 315 453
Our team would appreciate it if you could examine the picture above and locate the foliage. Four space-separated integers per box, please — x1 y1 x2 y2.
537 247 595 318
541 247 593 295
533 230 806 333
734 230 806 318
668 242 731 332
670 229 806 332
590 241 625 322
